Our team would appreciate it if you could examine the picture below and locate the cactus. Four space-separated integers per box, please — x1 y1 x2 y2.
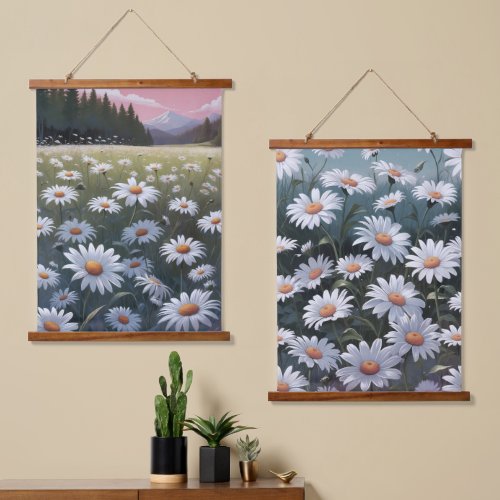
154 351 193 438
236 435 261 461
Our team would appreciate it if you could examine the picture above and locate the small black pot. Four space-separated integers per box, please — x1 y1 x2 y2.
150 436 187 483
199 445 230 483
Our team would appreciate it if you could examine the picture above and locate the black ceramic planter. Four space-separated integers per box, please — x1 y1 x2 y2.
150 436 187 483
199 445 230 483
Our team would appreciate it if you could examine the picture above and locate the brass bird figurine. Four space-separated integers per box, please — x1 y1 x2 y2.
269 470 298 483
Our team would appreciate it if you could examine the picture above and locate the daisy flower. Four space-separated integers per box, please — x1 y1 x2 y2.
275 149 303 180
312 149 344 159
212 168 222 177
277 275 302 302
385 314 440 362
36 170 44 177
440 325 462 347
294 254 334 289
430 212 460 226
56 170 83 181
172 185 181 193
199 188 210 195
276 235 298 253
197 211 222 234
49 158 63 169
446 236 462 258
353 216 410 264
303 289 354 330
417 148 431 154
160 235 206 266
188 264 216 282
182 163 202 172
444 149 462 179
288 335 341 372
277 327 296 346
373 191 405 212
277 366 308 392
111 177 160 207
87 196 122 214
121 256 152 278
82 155 97 165
37 264 60 289
158 289 220 331
171 166 178 172
372 160 416 185
37 216 55 237
61 155 73 162
122 219 163 246
335 253 373 280
300 241 313 254
135 275 171 306
320 169 375 195
286 188 343 230
90 162 113 175
415 380 440 392
363 275 425 322
41 185 79 206
160 174 178 184
37 307 78 332
405 239 460 284
413 180 457 206
177 156 186 161
36 157 43 164
316 384 339 392
117 158 132 167
361 148 379 160
169 197 199 216
203 280 217 289
442 366 462 392
145 163 162 173
49 288 79 309
146 175 155 183
105 307 141 332
130 170 138 178
448 292 462 312
337 339 402 391
63 243 124 294
56 218 96 244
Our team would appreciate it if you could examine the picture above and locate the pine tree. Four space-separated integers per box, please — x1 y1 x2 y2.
63 89 80 142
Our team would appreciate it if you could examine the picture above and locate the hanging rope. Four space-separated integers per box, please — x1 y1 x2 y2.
305 68 438 143
64 8 198 83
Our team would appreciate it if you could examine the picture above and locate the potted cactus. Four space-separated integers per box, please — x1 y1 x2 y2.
150 351 192 484
237 435 261 482
184 412 254 483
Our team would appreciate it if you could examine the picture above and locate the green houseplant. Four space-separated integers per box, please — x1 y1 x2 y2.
237 435 261 482
184 412 254 482
150 351 192 484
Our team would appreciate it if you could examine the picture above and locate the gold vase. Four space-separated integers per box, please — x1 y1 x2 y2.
239 460 258 482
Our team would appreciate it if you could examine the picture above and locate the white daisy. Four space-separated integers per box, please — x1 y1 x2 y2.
188 264 216 282
111 177 160 207
446 236 462 258
37 216 55 237
417 148 431 154
37 264 60 289
320 169 376 195
448 292 462 312
172 185 181 193
160 235 206 266
337 339 402 391
363 275 425 322
61 155 73 162
430 212 460 226
288 335 341 372
87 196 122 214
335 253 373 280
160 174 178 184
36 157 43 164
63 243 124 294
117 158 132 167
405 239 460 284
121 256 152 278
277 366 308 392
444 149 462 179
122 219 163 246
171 166 178 172
41 185 79 206
56 218 96 244
37 307 78 332
90 162 113 175
312 149 344 159
373 191 405 212
177 156 186 162
49 158 63 169
130 170 138 178
199 188 210 195
300 241 313 254
372 160 416 185
303 289 354 330
56 170 83 181
203 279 217 289
146 175 155 183
275 149 303 180
286 188 343 230
197 211 222 234
415 380 440 392
182 163 202 172
294 254 334 289
277 275 302 302
105 307 141 332
277 327 296 346
361 148 380 160
353 216 411 264
413 180 457 206
145 163 162 173
135 274 171 306
82 155 97 165
440 325 462 347
316 384 339 392
49 288 79 309
276 235 298 253
158 289 220 331
169 197 199 216
212 168 222 177
36 170 44 177
442 366 462 392
385 314 440 362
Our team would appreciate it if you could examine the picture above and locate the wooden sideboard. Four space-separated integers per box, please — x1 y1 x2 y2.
0 478 305 499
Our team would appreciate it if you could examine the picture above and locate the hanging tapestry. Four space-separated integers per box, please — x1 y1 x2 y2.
274 146 463 392
36 87 223 333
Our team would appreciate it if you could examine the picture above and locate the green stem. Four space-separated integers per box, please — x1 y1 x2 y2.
128 201 138 226
434 282 442 326
430 150 440 181
320 224 339 260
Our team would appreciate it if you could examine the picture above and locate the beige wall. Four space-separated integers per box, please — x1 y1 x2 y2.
1 1 499 498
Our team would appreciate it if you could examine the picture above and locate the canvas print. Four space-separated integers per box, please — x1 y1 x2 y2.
36 88 223 332
275 147 462 392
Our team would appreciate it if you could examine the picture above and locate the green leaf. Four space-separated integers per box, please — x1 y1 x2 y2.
331 279 359 295
184 370 193 393
438 284 456 296
428 364 451 374
80 305 106 331
342 328 363 343
414 160 426 173
318 236 331 246
159 376 168 398
108 291 137 308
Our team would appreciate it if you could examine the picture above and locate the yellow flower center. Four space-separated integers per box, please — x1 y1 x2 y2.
388 292 406 306
100 202 110 208
305 202 323 215
129 185 143 195
65 171 74 177
429 191 442 199
118 315 129 325
375 232 393 246
69 227 82 235
319 304 336 318
85 260 103 276
306 347 323 359
279 284 294 294
129 261 141 268
36 223 43 230
360 360 380 375
346 263 361 273
39 272 49 279
424 256 441 269
54 191 65 198
178 303 200 316
43 321 60 332
388 168 401 177
276 151 287 163
176 244 190 254
149 277 161 285
211 217 221 225
342 177 358 187
180 202 189 209
135 228 148 237
59 294 68 300
277 382 289 392
405 331 424 346
384 198 397 206
308 268 322 280
196 269 205 275
451 333 462 341
277 335 283 342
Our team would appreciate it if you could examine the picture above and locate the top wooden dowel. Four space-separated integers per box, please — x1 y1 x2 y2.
269 138 473 149
29 79 233 89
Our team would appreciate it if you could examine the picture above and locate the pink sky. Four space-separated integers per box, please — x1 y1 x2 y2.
81 88 222 121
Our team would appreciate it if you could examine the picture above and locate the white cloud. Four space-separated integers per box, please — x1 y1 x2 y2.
94 89 167 110
188 95 222 115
